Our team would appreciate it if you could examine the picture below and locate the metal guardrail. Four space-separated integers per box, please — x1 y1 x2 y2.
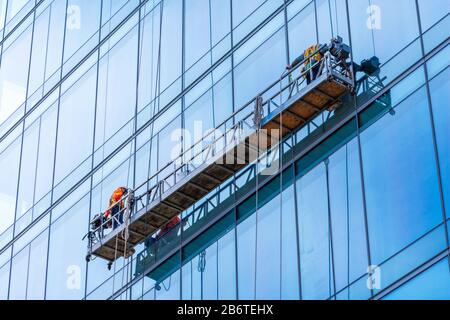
85 39 355 261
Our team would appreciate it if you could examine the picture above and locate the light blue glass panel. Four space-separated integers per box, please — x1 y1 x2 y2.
28 7 51 100
360 87 443 264
296 163 333 300
0 24 32 124
137 4 161 113
95 26 138 149
5 0 28 24
0 137 21 235
44 0 66 84
9 246 29 300
26 230 48 300
316 0 349 44
417 0 450 32
237 213 256 299
0 262 9 299
429 68 450 216
185 0 211 70
54 65 97 185
329 139 368 292
232 0 283 45
281 184 300 300
426 45 449 80
217 228 236 299
64 0 101 61
256 193 281 299
159 0 182 92
382 258 450 300
46 194 89 299
234 26 285 109
348 0 420 66
34 103 58 206
155 270 180 300
287 2 316 68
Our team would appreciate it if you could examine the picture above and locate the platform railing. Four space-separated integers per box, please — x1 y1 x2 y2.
86 44 353 255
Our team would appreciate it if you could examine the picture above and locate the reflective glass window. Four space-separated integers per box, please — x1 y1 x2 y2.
429 68 450 215
0 25 32 123
64 0 101 62
46 194 89 299
296 163 333 300
54 65 97 185
360 87 443 264
0 137 21 235
383 258 450 300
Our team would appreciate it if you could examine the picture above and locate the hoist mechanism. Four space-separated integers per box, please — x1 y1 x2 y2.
83 37 357 269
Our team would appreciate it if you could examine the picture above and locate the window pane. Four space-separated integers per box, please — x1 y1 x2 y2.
0 262 10 299
137 5 161 112
218 228 236 299
185 0 211 70
256 191 281 299
160 0 182 92
28 8 51 99
95 26 138 149
348 0 420 65
0 137 21 235
6 0 28 23
429 68 450 215
281 183 300 300
237 211 256 299
287 1 316 65
0 25 32 123
64 0 101 61
316 0 349 44
35 103 58 203
45 0 66 83
46 194 89 299
360 87 443 264
296 163 333 300
16 121 40 218
329 139 368 292
155 269 180 300
234 23 285 108
382 258 450 300
9 246 29 300
55 66 97 184
417 0 450 32
26 230 48 300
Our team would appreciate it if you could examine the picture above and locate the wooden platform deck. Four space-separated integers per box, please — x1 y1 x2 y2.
91 70 352 262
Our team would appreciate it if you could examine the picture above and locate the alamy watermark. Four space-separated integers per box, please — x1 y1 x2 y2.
67 5 81 31
367 265 381 290
367 5 382 30
66 265 81 291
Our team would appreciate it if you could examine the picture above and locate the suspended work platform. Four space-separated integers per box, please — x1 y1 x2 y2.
85 37 355 264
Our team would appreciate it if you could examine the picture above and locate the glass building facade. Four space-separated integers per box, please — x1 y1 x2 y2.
0 0 448 300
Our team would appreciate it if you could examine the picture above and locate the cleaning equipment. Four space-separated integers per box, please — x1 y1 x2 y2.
84 37 356 269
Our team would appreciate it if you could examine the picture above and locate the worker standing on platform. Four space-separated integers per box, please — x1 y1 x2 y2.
286 43 326 84
103 186 130 230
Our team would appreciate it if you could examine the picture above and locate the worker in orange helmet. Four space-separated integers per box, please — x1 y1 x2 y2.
286 43 327 85
103 186 131 230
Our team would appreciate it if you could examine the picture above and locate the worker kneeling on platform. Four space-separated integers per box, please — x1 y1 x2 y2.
145 216 182 254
